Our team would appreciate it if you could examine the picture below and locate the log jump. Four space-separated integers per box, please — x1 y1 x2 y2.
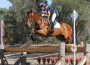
4 44 84 53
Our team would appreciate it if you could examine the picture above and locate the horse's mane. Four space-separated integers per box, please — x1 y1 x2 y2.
33 12 42 20
34 12 48 22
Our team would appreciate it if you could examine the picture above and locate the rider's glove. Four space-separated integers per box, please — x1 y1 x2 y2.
42 14 45 16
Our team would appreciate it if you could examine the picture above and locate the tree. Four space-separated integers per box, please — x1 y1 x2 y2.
2 0 44 44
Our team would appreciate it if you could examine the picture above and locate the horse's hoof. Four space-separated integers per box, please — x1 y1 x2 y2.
38 37 42 40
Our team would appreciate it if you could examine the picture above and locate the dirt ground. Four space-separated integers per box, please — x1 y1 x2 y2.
0 52 84 65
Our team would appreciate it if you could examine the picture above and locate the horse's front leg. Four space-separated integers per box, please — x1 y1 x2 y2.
31 28 48 36
35 26 49 36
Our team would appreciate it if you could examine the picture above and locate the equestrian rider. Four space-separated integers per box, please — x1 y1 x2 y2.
40 2 57 33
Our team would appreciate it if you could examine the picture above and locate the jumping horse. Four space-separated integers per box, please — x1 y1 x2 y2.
26 10 72 43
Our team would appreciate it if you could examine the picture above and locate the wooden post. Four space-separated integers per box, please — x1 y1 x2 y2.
85 44 90 65
55 42 65 65
0 20 5 49
60 42 65 65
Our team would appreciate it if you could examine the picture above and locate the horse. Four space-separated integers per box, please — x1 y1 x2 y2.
26 10 72 43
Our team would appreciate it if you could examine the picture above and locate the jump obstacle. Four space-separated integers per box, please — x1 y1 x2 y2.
4 44 84 53
0 43 90 65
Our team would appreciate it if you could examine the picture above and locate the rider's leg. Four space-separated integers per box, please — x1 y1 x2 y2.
52 13 56 22
50 13 56 32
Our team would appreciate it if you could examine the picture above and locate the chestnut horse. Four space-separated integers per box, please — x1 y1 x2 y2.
26 10 72 43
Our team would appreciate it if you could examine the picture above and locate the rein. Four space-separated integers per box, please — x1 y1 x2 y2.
41 17 49 26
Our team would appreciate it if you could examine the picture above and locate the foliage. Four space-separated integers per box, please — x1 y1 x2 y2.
0 0 90 44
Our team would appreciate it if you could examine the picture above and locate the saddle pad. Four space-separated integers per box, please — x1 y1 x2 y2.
54 22 61 28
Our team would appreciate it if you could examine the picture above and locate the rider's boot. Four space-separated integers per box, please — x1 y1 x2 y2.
50 22 54 33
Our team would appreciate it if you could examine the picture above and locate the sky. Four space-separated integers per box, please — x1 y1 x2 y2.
47 0 52 6
0 0 12 9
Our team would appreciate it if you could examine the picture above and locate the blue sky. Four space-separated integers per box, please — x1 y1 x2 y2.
47 0 52 6
0 0 12 9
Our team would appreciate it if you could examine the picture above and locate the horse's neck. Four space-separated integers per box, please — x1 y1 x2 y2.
34 13 42 25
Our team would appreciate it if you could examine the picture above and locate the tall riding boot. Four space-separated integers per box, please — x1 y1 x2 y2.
50 22 54 33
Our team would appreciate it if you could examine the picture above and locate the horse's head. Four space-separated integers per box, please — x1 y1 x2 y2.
26 10 35 27
26 10 49 30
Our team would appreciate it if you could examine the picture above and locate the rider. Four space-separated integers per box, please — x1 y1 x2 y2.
40 2 57 33
40 2 51 20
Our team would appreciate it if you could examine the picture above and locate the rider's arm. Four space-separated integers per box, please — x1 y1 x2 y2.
44 11 51 17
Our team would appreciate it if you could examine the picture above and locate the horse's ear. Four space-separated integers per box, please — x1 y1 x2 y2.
27 9 34 16
30 9 34 16
30 9 33 13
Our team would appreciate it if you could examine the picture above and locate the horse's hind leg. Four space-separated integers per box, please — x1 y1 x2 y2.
56 35 72 44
